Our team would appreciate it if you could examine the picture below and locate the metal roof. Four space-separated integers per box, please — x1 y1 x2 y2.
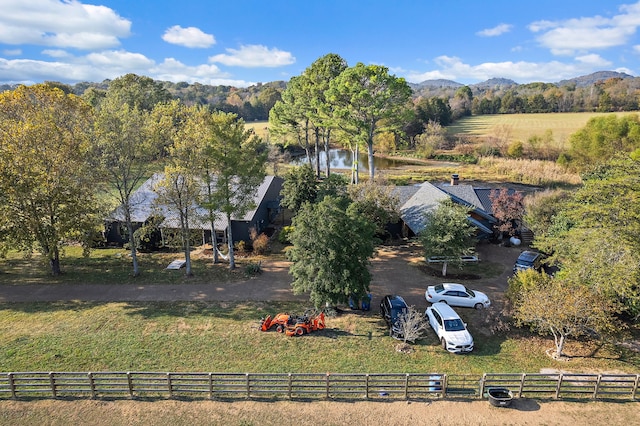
108 173 280 231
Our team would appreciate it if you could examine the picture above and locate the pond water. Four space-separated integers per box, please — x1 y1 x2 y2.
291 148 422 171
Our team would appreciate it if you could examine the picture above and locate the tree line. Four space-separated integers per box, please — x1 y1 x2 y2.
0 75 266 276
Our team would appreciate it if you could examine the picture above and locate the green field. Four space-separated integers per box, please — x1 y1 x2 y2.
1 301 637 374
447 112 634 146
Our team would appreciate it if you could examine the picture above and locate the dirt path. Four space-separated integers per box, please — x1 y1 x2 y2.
1 398 639 426
0 242 522 306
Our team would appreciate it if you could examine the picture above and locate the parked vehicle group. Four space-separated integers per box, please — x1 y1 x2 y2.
380 281 492 353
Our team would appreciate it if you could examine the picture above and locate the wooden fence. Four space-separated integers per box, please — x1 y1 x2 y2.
0 372 638 401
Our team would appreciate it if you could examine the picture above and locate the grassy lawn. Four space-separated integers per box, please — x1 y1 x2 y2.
0 246 258 285
1 300 638 374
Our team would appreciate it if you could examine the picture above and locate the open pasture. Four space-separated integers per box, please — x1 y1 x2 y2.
446 112 633 146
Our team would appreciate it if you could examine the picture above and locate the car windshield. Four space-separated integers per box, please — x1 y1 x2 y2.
444 319 465 331
434 284 444 293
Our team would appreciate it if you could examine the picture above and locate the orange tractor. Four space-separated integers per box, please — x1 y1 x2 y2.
260 311 326 336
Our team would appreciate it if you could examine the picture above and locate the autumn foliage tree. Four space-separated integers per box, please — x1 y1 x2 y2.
0 84 100 275
419 199 476 276
508 269 617 358
489 188 525 238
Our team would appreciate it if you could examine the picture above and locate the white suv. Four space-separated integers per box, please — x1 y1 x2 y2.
425 302 474 354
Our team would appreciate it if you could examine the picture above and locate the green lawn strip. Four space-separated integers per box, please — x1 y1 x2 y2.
1 301 636 374
0 247 246 285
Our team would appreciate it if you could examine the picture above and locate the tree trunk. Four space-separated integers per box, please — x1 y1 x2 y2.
49 251 62 276
314 127 321 179
352 145 360 184
211 223 219 264
555 333 565 358
227 214 236 270
182 216 192 277
442 261 448 277
324 129 331 177
367 140 375 181
125 210 139 277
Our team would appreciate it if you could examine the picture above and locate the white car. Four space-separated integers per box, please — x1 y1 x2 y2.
425 302 474 354
425 283 490 309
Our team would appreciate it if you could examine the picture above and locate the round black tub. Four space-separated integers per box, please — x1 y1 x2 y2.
487 387 514 407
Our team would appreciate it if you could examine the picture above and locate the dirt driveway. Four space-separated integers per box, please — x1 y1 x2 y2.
0 241 522 308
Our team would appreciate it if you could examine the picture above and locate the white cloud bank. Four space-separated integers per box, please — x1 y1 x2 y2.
162 26 215 48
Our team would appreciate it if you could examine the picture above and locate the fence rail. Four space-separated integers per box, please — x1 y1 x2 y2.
0 372 638 401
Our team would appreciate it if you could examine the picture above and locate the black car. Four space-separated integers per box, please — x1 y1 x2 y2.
380 295 409 338
513 250 544 274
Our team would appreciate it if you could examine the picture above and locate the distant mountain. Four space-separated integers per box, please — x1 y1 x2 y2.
410 79 463 89
556 71 634 88
471 78 518 90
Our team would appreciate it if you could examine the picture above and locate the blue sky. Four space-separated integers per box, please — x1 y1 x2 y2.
2 0 640 87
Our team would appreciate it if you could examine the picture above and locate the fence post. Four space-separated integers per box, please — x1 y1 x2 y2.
8 373 16 399
127 372 134 398
88 372 96 399
519 373 526 398
404 374 410 400
479 373 486 397
287 373 292 399
49 372 56 398
442 374 448 397
325 373 330 400
365 374 369 400
208 373 213 400
245 373 250 399
633 374 639 401
167 373 172 398
593 374 602 400
555 373 563 399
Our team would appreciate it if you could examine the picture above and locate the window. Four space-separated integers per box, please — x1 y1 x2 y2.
444 319 465 332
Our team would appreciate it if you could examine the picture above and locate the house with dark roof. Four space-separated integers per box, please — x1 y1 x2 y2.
390 175 498 239
105 173 283 247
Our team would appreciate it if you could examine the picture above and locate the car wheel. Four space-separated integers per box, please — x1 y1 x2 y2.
441 338 447 350
276 324 284 333
474 303 483 310
295 327 305 336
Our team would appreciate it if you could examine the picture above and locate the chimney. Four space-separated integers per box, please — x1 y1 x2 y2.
451 174 459 185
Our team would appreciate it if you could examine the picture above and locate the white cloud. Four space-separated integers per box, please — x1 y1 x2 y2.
0 51 255 87
404 55 607 84
0 0 130 49
574 53 612 67
162 25 215 48
42 49 72 58
2 49 21 56
477 23 513 37
209 45 295 67
529 1 640 55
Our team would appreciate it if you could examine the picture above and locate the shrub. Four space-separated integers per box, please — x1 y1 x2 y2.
507 141 524 158
278 226 295 244
252 233 270 255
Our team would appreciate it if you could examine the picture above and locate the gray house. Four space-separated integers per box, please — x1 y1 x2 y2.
105 173 283 247
390 177 497 239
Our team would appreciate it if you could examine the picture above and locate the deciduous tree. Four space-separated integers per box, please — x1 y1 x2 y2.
200 112 266 270
418 199 476 276
288 196 375 308
489 188 525 237
509 270 617 358
0 84 100 275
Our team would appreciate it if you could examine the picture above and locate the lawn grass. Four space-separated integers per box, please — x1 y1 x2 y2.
1 300 637 374
0 246 249 285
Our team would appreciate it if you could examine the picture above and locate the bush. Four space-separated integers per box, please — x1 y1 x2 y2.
278 226 295 244
507 141 524 158
252 233 270 255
